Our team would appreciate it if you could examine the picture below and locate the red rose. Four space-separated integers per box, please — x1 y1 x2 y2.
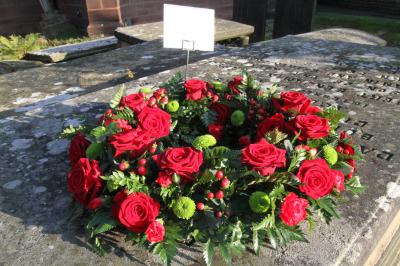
332 169 345 192
273 91 320 115
145 220 165 243
297 159 335 199
293 115 330 141
69 134 90 166
228 76 243 94
104 118 133 131
210 103 231 124
155 171 173 188
241 138 286 176
109 128 154 157
279 192 308 226
208 123 224 140
67 158 102 205
112 190 128 217
87 197 103 210
152 147 203 183
118 192 160 233
137 106 171 139
120 93 147 114
184 79 207 100
256 113 286 140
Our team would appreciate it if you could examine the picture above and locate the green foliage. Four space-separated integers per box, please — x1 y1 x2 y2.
318 107 345 129
59 124 86 139
90 123 121 142
264 128 288 144
86 142 104 160
101 171 148 193
345 176 367 195
200 110 218 128
86 210 117 255
332 161 354 176
0 33 42 60
312 196 339 224
114 106 135 124
109 85 125 108
203 238 215 266
152 224 182 266
267 224 308 249
161 72 185 99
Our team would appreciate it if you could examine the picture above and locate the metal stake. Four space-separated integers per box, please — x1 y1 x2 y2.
182 40 195 80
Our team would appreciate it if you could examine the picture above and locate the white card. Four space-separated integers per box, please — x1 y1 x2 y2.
163 4 215 51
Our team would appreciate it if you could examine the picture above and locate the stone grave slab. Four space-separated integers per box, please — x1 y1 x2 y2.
115 18 255 46
0 32 399 265
25 37 119 63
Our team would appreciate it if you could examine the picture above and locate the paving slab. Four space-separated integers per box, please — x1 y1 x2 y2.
114 18 255 44
0 31 400 266
25 37 119 63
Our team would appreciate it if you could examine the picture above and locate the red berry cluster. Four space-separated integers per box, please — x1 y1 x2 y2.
147 88 168 108
248 99 266 121
336 131 357 178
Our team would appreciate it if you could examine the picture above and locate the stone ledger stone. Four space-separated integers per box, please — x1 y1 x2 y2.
0 31 399 265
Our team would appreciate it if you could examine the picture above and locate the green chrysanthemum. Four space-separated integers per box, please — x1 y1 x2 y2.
231 110 245 127
323 145 338 165
192 134 217 150
139 87 152 94
173 197 196 219
166 100 180 113
249 191 270 213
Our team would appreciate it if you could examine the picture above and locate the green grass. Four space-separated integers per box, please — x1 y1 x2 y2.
313 12 400 47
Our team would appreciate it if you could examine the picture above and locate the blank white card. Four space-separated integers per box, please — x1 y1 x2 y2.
163 4 215 51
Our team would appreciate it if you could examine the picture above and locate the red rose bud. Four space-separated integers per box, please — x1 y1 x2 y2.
206 91 213 98
215 211 223 218
106 109 113 116
148 97 157 106
216 190 224 199
215 170 224 180
137 166 147 175
239 135 251 146
160 96 168 105
87 197 103 210
336 146 344 153
212 94 219 103
207 192 215 199
309 148 317 157
196 202 205 211
221 178 230 188
119 161 129 171
138 158 147 166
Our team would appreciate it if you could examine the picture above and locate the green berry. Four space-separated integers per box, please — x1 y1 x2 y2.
192 134 217 150
249 191 270 213
173 197 196 220
231 110 245 127
323 145 338 165
166 100 180 113
139 87 152 94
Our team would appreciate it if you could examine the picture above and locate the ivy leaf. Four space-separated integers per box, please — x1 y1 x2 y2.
203 238 215 266
110 85 125 108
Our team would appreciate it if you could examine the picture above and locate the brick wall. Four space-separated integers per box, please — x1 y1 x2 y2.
0 0 44 35
319 0 400 15
55 0 89 31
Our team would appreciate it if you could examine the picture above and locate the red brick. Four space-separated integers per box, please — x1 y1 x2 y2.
88 9 120 23
86 0 102 10
102 0 119 9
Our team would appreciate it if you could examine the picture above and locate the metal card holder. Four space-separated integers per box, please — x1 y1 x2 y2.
181 40 195 80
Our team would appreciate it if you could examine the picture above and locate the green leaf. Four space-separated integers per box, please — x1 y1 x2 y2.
314 197 339 223
220 244 232 266
203 238 215 266
253 228 260 255
90 126 106 138
110 85 125 108
200 110 218 128
94 219 117 234
345 176 366 195
332 161 354 176
318 107 346 129
86 142 104 159
264 128 288 144
114 106 135 125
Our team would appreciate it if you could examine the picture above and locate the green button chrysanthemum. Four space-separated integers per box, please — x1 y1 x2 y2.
173 197 196 220
323 145 338 165
249 191 270 213
231 110 245 127
192 134 217 150
167 100 180 113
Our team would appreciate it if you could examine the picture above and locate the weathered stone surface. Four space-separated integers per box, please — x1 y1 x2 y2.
0 60 44 75
0 30 400 265
25 37 119 63
115 18 254 44
301 28 387 46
